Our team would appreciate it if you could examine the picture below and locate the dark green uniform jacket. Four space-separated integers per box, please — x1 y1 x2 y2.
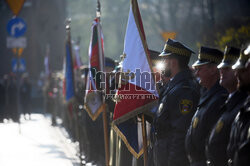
227 95 250 166
153 69 200 166
206 91 247 166
185 81 228 166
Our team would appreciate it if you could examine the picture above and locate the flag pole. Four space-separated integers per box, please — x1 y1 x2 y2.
96 1 109 165
141 114 148 166
66 19 82 165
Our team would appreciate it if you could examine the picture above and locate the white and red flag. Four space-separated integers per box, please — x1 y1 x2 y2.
84 18 105 121
113 0 159 158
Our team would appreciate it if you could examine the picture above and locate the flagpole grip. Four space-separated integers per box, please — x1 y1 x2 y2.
102 105 110 166
141 114 148 166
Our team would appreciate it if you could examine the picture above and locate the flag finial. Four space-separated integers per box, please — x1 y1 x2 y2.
117 53 127 89
96 0 101 18
120 53 126 60
65 18 71 31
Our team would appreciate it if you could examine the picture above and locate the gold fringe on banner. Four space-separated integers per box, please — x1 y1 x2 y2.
112 123 144 159
84 103 105 121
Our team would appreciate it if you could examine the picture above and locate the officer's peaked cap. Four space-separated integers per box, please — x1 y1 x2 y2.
192 46 223 67
232 45 250 70
159 39 195 58
217 46 240 69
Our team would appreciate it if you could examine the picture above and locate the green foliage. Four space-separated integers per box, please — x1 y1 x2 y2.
215 24 250 49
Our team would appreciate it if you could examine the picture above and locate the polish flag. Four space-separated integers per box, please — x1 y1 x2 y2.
113 0 158 123
113 0 159 158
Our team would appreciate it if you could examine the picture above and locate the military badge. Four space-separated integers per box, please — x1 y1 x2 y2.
180 99 193 114
215 120 224 133
192 117 198 129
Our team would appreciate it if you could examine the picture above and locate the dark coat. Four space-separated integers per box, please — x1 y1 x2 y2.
227 95 250 166
205 91 247 166
185 81 228 166
20 81 31 106
152 69 200 166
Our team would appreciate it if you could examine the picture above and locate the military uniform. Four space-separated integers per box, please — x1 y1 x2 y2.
227 48 250 166
205 46 247 166
206 91 247 166
152 39 200 166
227 96 250 166
186 46 228 166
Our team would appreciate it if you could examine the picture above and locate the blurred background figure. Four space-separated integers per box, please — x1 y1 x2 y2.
6 73 19 122
44 74 59 126
20 73 32 120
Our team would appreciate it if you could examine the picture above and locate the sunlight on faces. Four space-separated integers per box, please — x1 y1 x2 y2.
235 61 250 91
195 64 216 88
219 67 237 90
156 62 165 71
162 58 172 77
192 67 200 82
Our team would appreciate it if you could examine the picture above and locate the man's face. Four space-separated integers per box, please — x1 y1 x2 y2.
194 64 215 88
219 67 237 90
235 61 250 92
162 57 172 77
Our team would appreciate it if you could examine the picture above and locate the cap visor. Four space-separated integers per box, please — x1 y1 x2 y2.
217 62 231 69
159 52 171 57
232 61 245 70
192 60 210 67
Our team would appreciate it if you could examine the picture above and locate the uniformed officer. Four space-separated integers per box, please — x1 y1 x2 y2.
152 39 200 166
227 45 250 166
205 46 248 166
186 46 228 166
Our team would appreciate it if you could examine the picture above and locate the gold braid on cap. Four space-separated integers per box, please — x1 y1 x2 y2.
223 54 238 62
164 44 191 56
199 53 222 63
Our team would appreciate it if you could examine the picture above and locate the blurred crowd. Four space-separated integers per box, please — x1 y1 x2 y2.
0 73 32 122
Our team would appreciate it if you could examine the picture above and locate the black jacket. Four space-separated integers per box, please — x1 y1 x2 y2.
152 69 200 166
227 95 250 166
205 91 247 166
185 81 228 166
